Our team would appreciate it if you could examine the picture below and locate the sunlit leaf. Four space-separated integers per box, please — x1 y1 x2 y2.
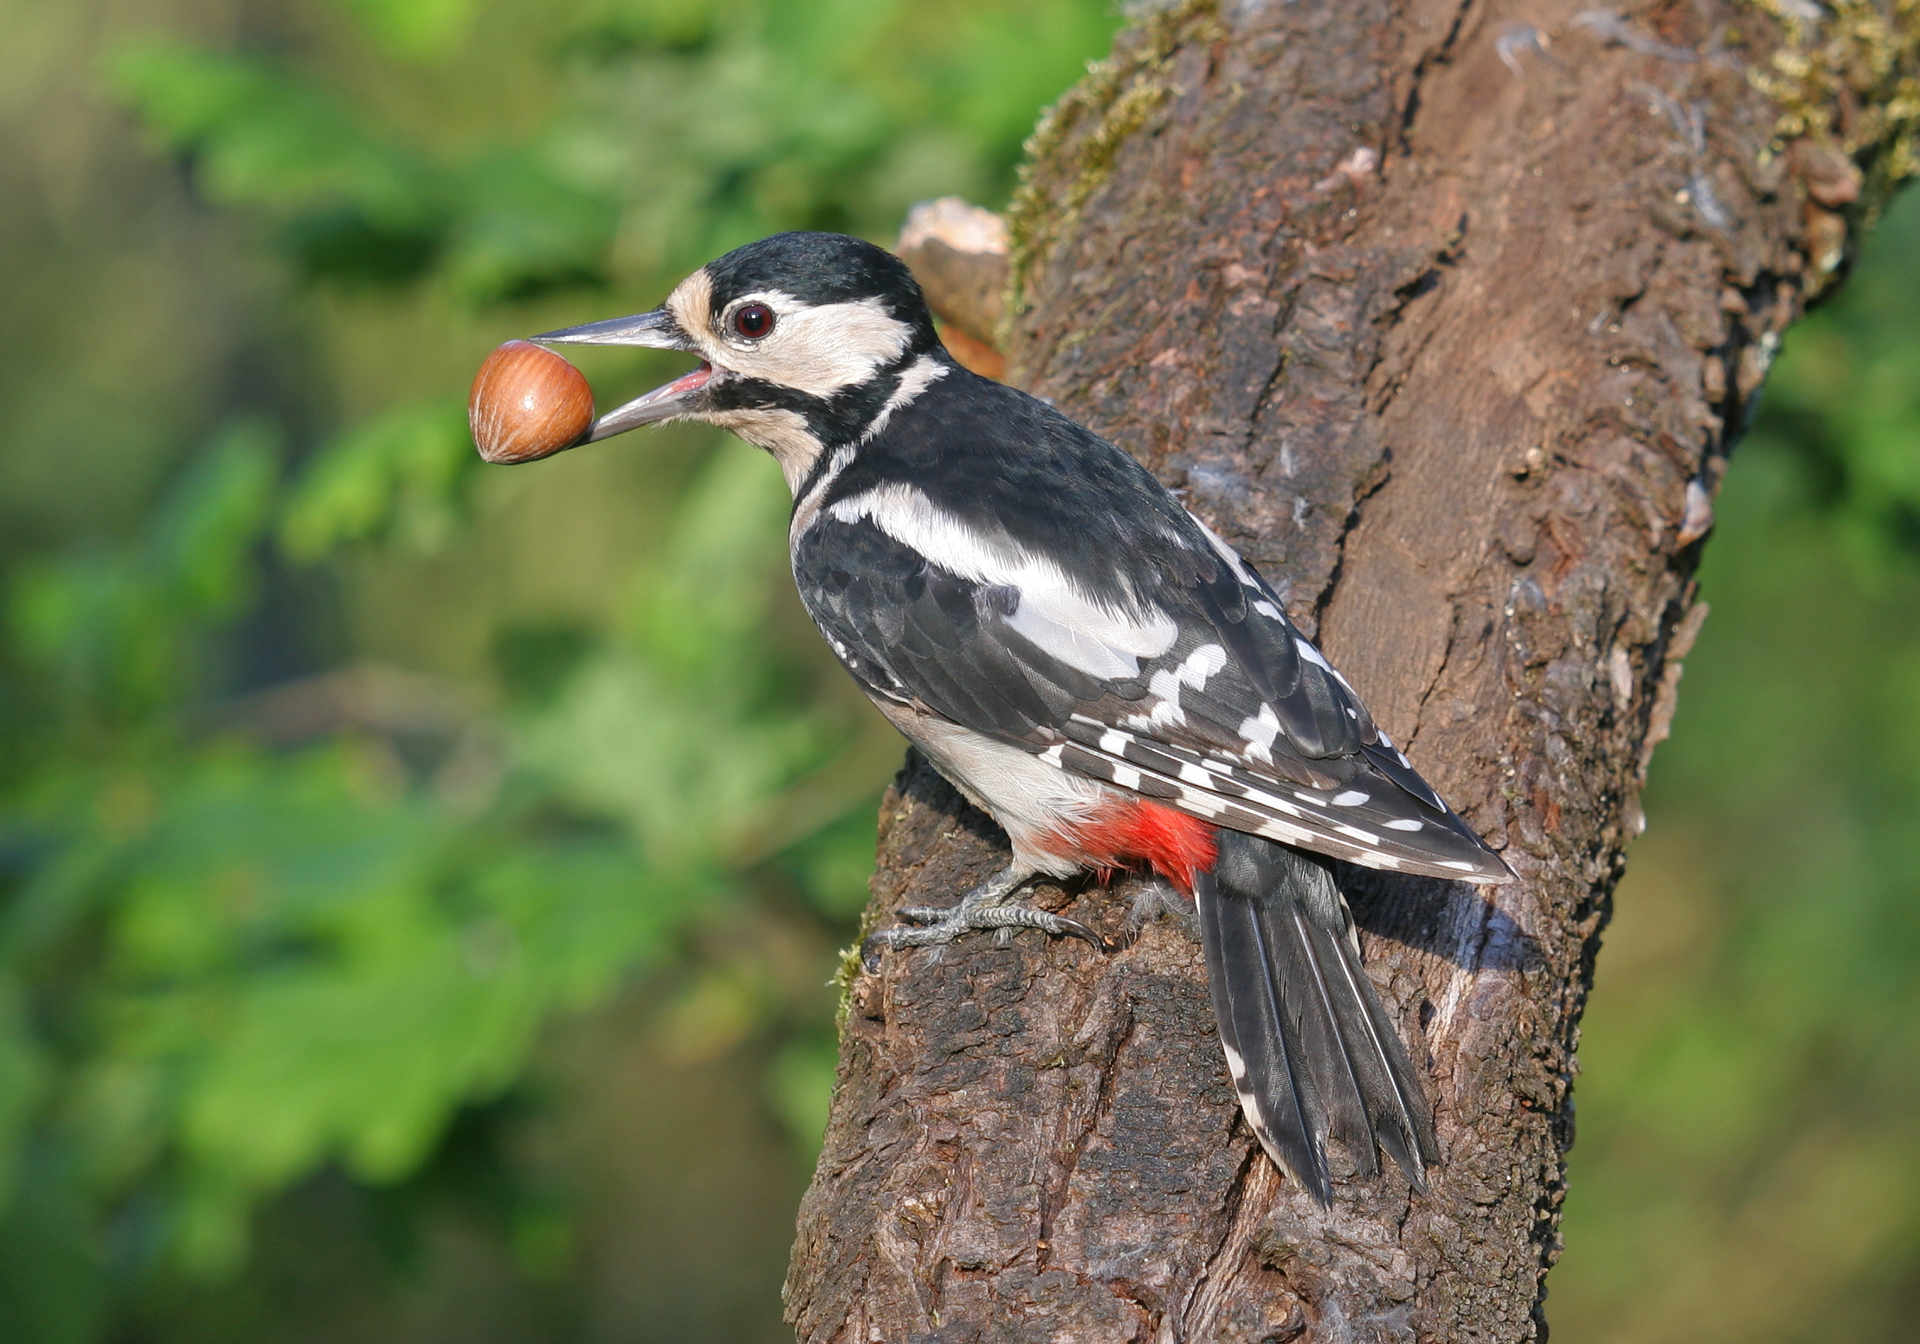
279 402 472 560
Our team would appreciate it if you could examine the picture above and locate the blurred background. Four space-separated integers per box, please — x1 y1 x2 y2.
0 2 1913 1340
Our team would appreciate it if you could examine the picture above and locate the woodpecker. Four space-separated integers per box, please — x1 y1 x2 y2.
531 231 1512 1205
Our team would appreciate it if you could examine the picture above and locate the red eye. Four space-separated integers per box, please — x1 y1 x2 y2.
732 302 775 339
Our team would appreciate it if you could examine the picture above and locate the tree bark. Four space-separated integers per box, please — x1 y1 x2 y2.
786 2 1917 1339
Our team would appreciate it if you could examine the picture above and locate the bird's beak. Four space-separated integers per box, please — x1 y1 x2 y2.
533 307 714 441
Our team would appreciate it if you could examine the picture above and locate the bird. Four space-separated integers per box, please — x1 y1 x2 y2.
527 230 1513 1205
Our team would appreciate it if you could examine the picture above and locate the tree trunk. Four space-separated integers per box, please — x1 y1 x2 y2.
786 2 1916 1339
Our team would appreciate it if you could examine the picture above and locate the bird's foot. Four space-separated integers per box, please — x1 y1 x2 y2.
890 899 1105 948
864 863 1107 964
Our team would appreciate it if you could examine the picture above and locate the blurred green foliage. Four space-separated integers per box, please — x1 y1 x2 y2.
1 1 1915 1340
1555 191 1920 1343
2 2 1116 1338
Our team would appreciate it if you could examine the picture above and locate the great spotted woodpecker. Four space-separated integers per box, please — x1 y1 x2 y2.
532 231 1512 1205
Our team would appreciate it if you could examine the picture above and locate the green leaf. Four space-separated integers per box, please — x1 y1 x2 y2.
5 420 277 720
0 977 49 1216
340 0 478 59
108 41 438 228
279 401 473 561
443 148 619 301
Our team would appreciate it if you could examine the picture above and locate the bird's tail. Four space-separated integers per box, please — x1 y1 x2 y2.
1192 831 1437 1205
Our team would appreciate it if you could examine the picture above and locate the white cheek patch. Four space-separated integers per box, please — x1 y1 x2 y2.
669 278 914 400
830 482 1180 679
756 295 913 397
705 291 913 399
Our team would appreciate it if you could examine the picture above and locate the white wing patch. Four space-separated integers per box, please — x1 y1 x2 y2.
1004 603 1156 679
1238 703 1283 765
1123 642 1228 732
829 482 1181 679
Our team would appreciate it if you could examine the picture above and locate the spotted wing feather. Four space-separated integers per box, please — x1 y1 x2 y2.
792 418 1509 884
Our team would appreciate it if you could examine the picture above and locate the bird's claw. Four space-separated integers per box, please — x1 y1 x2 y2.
862 899 1109 965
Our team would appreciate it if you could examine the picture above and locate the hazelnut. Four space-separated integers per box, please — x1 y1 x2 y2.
469 340 594 464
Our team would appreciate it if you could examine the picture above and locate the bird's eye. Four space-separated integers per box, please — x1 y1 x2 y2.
732 302 776 340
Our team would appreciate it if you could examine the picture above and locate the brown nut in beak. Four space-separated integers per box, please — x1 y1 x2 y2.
469 340 595 464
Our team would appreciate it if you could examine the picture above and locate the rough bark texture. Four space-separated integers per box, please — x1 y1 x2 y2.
786 2 1918 1340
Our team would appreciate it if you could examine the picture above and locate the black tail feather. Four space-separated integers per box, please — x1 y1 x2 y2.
1195 870 1332 1202
1193 832 1437 1204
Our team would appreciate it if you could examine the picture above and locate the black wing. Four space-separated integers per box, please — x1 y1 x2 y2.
792 482 1508 884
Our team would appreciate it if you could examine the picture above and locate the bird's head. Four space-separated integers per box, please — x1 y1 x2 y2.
535 232 944 488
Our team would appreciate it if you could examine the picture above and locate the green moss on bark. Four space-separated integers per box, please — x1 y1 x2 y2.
1003 0 1223 331
1747 0 1920 206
